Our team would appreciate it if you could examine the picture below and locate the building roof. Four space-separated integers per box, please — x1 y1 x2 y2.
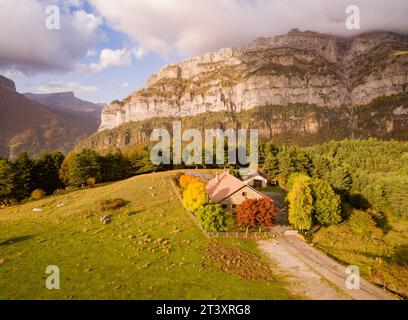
206 171 269 203
242 171 267 182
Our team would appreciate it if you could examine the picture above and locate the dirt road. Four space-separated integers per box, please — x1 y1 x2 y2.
259 233 395 300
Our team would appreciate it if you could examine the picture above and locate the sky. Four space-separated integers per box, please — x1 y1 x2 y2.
1 0 408 103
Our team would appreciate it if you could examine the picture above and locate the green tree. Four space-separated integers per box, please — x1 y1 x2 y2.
129 149 159 174
287 175 313 230
311 154 331 179
12 152 35 199
287 173 308 191
311 178 342 225
277 147 298 180
196 204 227 232
262 153 280 180
326 166 352 196
65 149 102 186
0 159 16 205
32 152 64 194
101 150 130 182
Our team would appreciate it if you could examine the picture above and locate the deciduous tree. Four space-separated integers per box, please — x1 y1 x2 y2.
182 181 207 212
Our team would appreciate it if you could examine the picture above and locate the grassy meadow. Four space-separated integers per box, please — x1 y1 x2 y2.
312 215 408 298
0 170 295 300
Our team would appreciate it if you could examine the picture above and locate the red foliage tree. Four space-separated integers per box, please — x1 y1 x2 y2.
236 198 277 228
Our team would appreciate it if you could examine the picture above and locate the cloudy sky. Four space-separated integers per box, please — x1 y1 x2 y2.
1 0 408 103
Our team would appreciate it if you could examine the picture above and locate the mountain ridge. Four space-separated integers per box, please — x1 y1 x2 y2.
0 76 102 158
98 29 408 131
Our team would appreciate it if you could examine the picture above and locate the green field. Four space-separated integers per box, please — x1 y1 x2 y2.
0 170 295 300
312 216 408 298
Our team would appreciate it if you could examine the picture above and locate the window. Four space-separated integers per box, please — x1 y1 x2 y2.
253 179 262 189
242 191 247 197
232 204 236 209
222 204 227 209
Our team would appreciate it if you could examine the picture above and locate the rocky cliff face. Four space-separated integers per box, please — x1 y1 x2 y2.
0 74 16 92
79 94 408 154
99 30 408 131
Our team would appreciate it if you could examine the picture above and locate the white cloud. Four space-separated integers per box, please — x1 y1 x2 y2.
133 46 146 60
88 48 133 72
121 82 130 88
0 0 101 74
90 0 408 57
37 81 97 95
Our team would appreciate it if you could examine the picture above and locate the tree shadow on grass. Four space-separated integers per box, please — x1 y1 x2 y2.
0 235 35 246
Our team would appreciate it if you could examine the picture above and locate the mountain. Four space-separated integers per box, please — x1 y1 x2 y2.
23 91 102 133
23 91 102 112
76 30 408 153
0 75 100 158
98 30 408 131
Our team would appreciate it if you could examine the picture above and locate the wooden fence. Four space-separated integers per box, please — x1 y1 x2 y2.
168 176 274 239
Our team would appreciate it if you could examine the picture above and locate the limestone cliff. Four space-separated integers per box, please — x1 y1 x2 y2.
99 30 408 131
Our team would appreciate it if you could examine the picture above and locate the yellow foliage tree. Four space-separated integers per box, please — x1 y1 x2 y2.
182 181 207 212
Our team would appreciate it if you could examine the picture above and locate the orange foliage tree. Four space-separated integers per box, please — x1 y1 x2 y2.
236 198 276 228
178 174 202 189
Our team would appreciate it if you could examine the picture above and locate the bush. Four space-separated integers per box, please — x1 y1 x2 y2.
31 189 46 200
182 182 207 212
99 198 128 211
53 189 67 196
197 204 227 232
87 176 96 187
348 210 382 238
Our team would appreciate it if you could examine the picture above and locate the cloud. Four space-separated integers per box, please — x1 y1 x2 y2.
37 81 97 95
0 0 101 74
90 0 408 57
133 46 146 60
88 48 133 72
121 82 130 88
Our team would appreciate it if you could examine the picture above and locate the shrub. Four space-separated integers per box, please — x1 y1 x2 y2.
197 204 227 232
348 210 382 238
182 182 207 212
236 198 277 228
53 189 67 196
87 176 96 187
99 198 128 211
31 189 46 200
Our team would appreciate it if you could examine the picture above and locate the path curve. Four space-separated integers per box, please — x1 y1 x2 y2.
259 232 395 300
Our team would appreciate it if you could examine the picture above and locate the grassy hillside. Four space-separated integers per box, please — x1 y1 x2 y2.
0 170 295 300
